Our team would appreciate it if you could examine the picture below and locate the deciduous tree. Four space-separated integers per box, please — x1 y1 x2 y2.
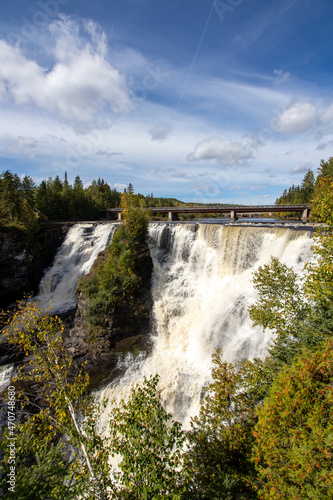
109 375 185 499
0 300 114 499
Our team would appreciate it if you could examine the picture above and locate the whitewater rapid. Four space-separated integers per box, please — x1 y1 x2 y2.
36 223 116 314
96 222 313 430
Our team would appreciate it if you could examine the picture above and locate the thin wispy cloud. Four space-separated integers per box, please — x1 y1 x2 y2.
149 123 172 141
292 162 312 173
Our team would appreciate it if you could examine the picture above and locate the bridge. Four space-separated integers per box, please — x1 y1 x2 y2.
106 204 311 222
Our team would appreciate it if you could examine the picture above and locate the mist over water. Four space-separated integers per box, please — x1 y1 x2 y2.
96 222 313 430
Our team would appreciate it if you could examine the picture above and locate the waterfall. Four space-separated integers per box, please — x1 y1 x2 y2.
0 364 14 393
36 222 117 314
0 222 117 394
96 222 313 430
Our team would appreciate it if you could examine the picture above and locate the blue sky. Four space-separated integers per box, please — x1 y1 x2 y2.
1 0 333 203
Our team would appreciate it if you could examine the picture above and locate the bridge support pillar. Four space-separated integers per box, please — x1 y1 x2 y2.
118 212 122 221
302 207 310 222
168 211 179 221
230 210 238 221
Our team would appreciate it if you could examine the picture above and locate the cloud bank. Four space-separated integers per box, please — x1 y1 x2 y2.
0 17 131 122
187 137 255 166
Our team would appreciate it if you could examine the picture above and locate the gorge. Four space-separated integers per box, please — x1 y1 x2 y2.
95 221 314 430
1 220 314 427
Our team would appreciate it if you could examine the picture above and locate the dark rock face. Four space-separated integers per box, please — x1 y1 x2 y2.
65 246 154 390
0 223 72 368
0 223 72 309
0 224 154 392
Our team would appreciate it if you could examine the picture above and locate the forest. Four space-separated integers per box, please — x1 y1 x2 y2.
0 171 185 231
275 168 315 205
0 157 333 499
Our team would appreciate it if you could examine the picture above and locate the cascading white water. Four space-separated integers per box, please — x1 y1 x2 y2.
0 222 117 394
36 222 116 314
0 364 14 393
96 222 313 430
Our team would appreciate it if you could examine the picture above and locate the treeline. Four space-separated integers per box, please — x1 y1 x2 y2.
275 168 315 205
0 171 121 225
275 160 333 221
0 171 185 229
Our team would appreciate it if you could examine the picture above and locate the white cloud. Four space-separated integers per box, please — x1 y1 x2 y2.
292 162 311 173
273 101 318 133
0 17 131 122
149 123 172 141
114 183 127 191
4 135 38 149
187 137 254 166
154 167 186 178
96 150 123 157
273 69 291 85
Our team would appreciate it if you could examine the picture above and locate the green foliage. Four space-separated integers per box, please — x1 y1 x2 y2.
1 439 79 500
248 257 312 364
248 163 333 497
253 339 333 500
249 224 333 365
311 157 333 224
275 169 315 206
0 300 114 499
124 204 149 250
78 206 148 337
109 375 185 499
0 170 39 234
78 225 139 336
1 170 189 225
183 351 274 499
0 170 23 222
305 227 333 319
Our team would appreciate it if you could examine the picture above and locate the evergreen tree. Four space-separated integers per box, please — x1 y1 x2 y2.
312 157 333 224
0 170 22 222
253 339 333 499
183 352 268 499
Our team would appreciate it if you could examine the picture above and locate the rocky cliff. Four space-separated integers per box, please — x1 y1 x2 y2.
0 221 154 391
0 223 72 309
64 244 154 389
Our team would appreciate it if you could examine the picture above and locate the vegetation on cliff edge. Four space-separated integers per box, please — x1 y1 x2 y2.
77 202 149 340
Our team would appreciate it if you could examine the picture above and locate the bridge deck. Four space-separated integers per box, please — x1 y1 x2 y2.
106 204 310 214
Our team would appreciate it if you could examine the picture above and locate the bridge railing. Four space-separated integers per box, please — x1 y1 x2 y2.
105 204 311 222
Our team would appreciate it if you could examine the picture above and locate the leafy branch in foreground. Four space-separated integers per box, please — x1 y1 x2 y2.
0 299 113 499
249 227 333 364
109 375 185 499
